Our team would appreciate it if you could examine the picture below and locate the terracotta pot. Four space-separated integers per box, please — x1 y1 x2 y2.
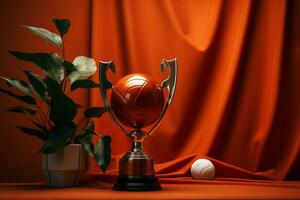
42 144 85 188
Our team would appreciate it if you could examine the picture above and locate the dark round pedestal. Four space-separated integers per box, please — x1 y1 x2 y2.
113 175 161 191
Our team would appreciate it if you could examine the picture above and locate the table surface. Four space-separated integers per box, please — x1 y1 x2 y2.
0 180 300 200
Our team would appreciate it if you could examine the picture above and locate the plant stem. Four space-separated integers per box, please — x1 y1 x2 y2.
35 101 51 128
66 90 72 95
61 36 67 92
80 128 102 137
77 117 87 128
62 37 66 60
45 106 50 124
73 117 87 138
27 116 44 128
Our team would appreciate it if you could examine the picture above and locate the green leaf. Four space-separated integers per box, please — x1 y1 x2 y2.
84 121 95 140
52 18 70 36
0 76 31 94
9 51 64 83
23 70 46 99
94 136 111 173
17 126 47 141
40 124 75 154
45 77 55 98
74 103 83 109
22 25 62 48
70 80 99 91
84 107 106 118
68 56 97 84
5 106 37 115
75 122 95 142
74 121 95 157
79 138 94 157
48 78 77 125
75 136 94 157
0 88 36 104
63 61 76 76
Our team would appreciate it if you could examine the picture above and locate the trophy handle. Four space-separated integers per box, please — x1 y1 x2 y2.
147 58 178 136
99 61 130 136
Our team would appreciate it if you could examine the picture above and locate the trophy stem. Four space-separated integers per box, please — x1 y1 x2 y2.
131 128 145 152
132 140 143 152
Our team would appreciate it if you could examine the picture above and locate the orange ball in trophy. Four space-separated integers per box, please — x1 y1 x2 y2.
111 73 165 128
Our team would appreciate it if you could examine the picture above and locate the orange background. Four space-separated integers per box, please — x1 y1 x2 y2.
0 0 299 182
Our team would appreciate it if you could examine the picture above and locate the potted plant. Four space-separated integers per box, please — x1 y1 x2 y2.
0 18 111 187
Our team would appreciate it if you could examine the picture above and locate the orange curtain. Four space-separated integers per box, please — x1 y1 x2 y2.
89 0 300 181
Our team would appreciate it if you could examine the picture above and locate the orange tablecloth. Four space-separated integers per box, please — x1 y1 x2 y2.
0 180 299 200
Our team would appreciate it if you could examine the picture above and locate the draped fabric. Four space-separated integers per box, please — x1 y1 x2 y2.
89 0 300 181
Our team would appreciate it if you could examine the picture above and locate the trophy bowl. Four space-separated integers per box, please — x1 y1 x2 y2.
99 59 177 191
111 73 165 128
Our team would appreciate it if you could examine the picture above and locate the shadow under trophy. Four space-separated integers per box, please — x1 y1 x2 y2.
99 58 177 191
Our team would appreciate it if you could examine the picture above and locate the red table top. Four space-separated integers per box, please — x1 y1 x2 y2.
0 180 299 200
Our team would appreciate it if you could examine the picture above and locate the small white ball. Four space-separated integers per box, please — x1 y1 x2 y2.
191 158 215 180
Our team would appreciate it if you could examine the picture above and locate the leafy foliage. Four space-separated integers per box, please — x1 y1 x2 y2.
22 25 62 48
68 56 97 84
23 70 46 99
0 76 31 94
74 121 95 157
17 126 47 141
5 106 37 115
0 88 36 104
84 107 106 118
0 18 111 173
52 18 70 36
48 78 77 125
40 124 76 154
71 80 99 91
95 136 112 173
63 61 76 76
9 52 64 83
30 120 49 135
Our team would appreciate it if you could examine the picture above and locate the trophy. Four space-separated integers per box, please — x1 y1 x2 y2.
99 58 177 191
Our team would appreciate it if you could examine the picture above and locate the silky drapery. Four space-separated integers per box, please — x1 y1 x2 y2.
89 0 300 181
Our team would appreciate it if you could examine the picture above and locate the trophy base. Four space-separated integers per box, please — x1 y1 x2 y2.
113 175 161 191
